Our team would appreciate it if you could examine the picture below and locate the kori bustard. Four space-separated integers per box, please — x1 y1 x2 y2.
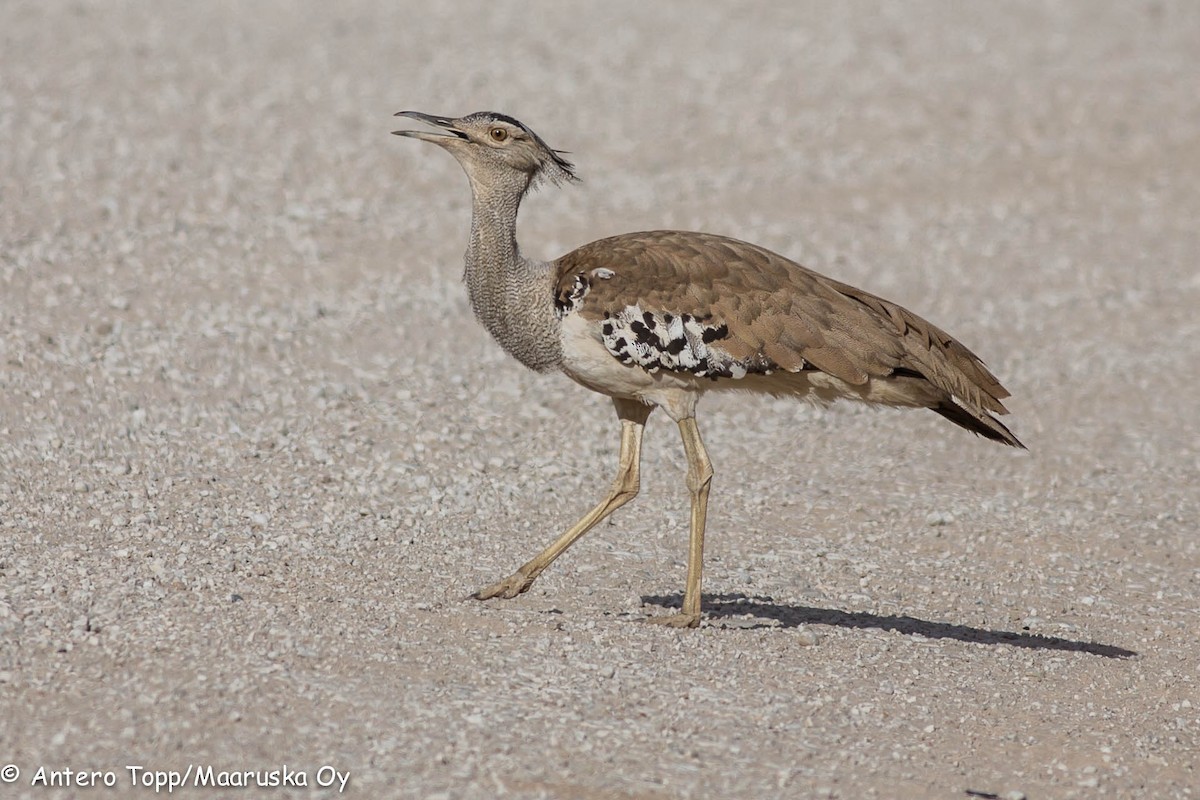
393 110 1023 628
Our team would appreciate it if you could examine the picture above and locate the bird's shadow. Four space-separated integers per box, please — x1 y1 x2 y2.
641 592 1136 659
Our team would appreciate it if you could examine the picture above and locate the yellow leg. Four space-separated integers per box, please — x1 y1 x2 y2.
471 397 652 601
646 416 712 628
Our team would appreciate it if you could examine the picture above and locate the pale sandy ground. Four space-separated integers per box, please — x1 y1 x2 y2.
2 2 1198 798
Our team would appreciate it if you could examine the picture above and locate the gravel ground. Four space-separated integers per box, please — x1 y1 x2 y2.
2 2 1198 798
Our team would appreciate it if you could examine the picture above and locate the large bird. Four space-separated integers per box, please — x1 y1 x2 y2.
393 111 1022 628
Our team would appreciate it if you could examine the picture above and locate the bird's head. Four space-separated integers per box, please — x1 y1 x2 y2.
393 111 578 192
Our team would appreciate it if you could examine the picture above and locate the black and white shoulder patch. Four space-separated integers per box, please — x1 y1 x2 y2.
555 268 616 319
599 304 785 380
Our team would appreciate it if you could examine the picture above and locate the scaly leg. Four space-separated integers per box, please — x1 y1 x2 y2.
471 397 653 601
646 415 712 628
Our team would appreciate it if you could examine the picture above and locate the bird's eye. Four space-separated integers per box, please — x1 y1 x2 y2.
489 127 508 142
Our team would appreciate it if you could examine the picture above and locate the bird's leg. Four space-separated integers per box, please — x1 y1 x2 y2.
646 416 712 628
470 397 652 601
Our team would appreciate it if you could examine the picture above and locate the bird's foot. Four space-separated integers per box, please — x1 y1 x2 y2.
644 612 702 629
468 571 535 601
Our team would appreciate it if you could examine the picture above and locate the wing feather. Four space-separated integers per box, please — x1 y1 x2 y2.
555 230 1013 417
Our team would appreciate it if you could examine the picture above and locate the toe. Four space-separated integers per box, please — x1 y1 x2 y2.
644 612 702 629
468 573 531 602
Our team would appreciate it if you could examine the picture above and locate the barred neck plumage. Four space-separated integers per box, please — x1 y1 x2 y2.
461 169 563 373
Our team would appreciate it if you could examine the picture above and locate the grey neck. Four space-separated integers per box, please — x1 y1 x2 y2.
461 170 563 373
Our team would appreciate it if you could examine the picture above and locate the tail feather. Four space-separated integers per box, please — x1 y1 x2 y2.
931 400 1025 449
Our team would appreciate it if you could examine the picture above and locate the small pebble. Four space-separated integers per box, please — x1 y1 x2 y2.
796 628 820 647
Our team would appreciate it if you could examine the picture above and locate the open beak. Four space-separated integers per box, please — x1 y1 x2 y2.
392 111 469 144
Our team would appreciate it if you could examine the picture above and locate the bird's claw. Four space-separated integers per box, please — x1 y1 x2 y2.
468 572 534 601
644 612 702 629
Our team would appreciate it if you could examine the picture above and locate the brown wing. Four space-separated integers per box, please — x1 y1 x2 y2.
554 230 1013 417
